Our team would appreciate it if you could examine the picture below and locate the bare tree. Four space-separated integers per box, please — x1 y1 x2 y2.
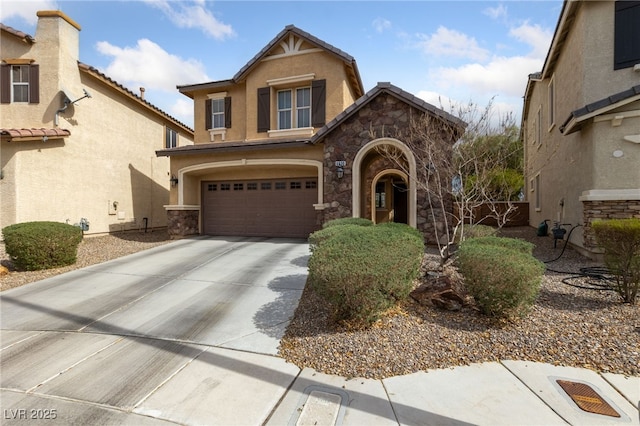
379 98 521 266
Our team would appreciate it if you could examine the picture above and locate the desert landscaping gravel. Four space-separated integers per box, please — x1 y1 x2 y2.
1 227 638 379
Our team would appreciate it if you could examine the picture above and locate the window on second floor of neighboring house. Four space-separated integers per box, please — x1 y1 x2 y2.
0 63 40 104
166 127 178 148
614 1 640 70
205 96 231 130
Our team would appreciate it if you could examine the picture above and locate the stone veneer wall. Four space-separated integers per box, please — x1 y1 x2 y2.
582 199 640 248
167 209 199 238
321 93 454 244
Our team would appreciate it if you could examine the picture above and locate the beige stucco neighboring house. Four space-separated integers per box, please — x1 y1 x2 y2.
1 11 193 235
522 0 640 257
157 25 464 241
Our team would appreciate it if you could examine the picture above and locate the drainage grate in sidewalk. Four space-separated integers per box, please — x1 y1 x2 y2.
556 379 621 418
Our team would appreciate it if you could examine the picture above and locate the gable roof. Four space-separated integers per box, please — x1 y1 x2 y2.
311 82 465 144
178 25 364 98
560 84 640 134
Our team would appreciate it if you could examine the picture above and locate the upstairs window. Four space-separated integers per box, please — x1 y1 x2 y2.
277 90 293 129
205 95 231 130
0 63 39 104
277 87 311 130
548 76 555 130
257 79 326 133
165 127 177 148
614 1 640 70
211 98 225 129
12 65 29 102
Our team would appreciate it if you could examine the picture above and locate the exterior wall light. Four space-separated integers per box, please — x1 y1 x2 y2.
335 160 346 179
170 175 179 187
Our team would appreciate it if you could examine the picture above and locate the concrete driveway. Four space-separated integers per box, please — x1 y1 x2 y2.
0 236 309 425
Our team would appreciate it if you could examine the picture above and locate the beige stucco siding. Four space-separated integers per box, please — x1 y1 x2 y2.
1 10 193 234
168 144 324 205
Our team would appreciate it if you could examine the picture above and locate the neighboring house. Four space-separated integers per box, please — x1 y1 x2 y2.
522 0 640 257
0 11 194 235
157 25 463 241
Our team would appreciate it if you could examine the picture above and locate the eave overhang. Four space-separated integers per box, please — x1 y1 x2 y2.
156 138 312 157
560 85 640 134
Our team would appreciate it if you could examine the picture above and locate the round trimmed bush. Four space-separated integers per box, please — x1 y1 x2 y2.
2 221 83 271
322 217 374 228
458 238 544 318
308 222 424 327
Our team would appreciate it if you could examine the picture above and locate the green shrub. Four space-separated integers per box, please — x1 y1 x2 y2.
310 218 375 252
308 223 424 327
455 224 498 242
458 239 544 318
592 218 640 304
322 217 374 229
462 235 534 255
2 221 83 271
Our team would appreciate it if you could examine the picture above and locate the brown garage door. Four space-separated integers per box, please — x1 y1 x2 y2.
202 178 319 238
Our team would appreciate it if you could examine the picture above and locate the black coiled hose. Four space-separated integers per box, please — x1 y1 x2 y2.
542 225 616 292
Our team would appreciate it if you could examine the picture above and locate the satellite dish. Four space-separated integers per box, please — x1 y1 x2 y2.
60 87 92 104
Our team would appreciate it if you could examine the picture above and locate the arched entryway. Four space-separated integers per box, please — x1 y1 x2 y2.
352 138 417 228
371 169 409 224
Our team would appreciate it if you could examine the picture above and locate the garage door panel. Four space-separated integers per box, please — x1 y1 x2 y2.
202 178 318 238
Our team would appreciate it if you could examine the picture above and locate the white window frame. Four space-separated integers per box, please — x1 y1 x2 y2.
534 173 541 211
535 106 542 146
211 98 225 129
276 85 311 130
12 65 29 103
165 127 178 148
548 76 555 131
277 89 293 130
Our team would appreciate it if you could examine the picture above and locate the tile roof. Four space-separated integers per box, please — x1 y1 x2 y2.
178 25 364 98
78 63 194 134
1 128 71 140
561 84 640 134
0 23 35 44
311 82 466 144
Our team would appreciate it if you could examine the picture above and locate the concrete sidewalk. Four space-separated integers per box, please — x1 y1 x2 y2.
1 236 638 425
2 342 638 425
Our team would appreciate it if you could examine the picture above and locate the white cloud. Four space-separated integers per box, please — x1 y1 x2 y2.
170 98 194 125
483 4 508 21
372 17 391 33
509 21 553 59
0 0 57 25
417 26 489 62
96 38 209 93
432 55 544 98
143 0 234 40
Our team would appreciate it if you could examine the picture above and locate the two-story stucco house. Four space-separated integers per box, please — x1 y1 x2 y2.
522 0 640 257
1 11 194 235
157 25 464 241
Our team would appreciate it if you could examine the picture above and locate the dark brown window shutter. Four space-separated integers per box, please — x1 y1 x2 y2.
257 87 270 132
29 64 39 104
0 64 10 104
205 99 212 130
312 79 326 127
614 1 640 70
224 96 232 128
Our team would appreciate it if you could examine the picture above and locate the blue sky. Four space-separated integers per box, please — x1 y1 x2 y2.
1 0 563 128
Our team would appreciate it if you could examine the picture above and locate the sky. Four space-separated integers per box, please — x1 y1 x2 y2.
1 0 563 129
